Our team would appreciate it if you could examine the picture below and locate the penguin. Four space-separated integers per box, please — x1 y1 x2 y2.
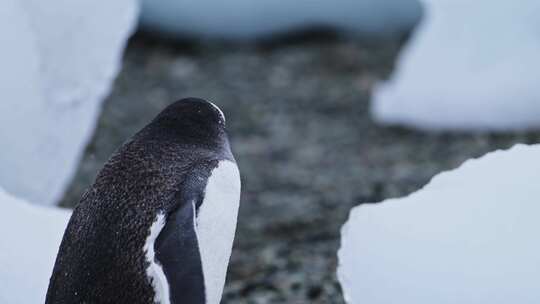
45 98 241 304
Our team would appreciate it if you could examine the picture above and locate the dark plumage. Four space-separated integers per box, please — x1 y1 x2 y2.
46 98 235 304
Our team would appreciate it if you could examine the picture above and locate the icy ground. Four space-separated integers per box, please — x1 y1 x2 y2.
0 188 70 303
372 0 540 131
0 0 137 206
339 144 540 303
140 0 421 40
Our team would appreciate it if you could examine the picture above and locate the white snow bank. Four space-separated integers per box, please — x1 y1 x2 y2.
372 1 540 131
338 144 540 303
0 188 70 303
0 0 138 206
140 0 421 40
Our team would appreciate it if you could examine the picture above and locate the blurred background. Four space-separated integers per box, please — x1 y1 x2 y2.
2 0 540 303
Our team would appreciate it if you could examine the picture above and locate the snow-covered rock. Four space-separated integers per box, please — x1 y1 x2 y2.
0 0 138 205
338 144 540 303
139 0 421 40
0 187 70 303
372 1 540 131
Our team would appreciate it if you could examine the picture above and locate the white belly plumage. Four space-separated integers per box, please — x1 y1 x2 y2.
195 160 241 304
144 213 170 304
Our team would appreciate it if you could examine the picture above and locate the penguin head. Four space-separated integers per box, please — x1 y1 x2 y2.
145 97 230 150
157 97 226 126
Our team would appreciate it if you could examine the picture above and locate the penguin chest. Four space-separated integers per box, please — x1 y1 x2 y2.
145 160 240 304
195 160 241 304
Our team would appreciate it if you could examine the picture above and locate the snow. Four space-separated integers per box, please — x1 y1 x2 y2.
0 187 70 303
139 0 422 40
372 1 540 131
338 144 540 303
0 0 138 205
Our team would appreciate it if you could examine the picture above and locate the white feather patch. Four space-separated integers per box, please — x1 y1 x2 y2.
196 160 241 304
144 213 171 304
208 100 226 123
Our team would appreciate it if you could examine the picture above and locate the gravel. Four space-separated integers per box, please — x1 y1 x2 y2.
61 33 540 303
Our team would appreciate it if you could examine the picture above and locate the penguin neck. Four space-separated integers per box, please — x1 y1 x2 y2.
136 120 230 159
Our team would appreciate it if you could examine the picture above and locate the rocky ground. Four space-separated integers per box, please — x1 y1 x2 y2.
61 33 540 303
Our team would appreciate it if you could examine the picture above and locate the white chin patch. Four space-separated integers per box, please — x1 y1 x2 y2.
144 213 171 304
195 160 241 304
